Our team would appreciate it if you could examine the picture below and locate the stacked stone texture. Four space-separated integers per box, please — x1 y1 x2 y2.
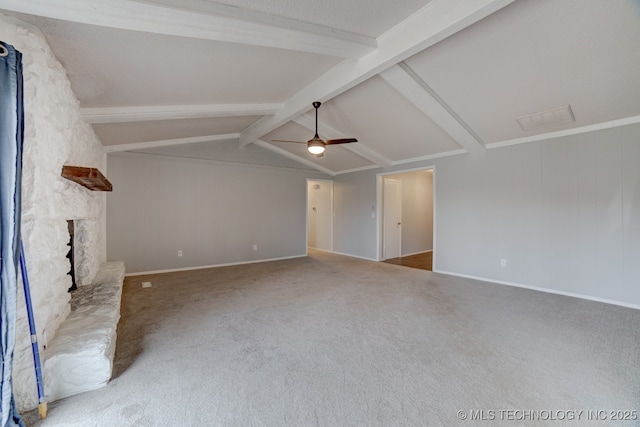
0 14 105 411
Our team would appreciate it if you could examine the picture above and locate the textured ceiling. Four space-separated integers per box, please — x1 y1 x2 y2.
3 0 639 175
404 0 640 143
210 0 431 37
13 14 342 107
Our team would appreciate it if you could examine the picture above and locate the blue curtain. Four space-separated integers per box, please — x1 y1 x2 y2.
0 41 25 427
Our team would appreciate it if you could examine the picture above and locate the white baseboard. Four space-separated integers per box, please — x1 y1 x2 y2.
310 247 378 262
124 254 307 277
401 249 433 257
433 269 640 310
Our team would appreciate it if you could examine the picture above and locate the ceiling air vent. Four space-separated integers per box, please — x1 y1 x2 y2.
516 105 575 131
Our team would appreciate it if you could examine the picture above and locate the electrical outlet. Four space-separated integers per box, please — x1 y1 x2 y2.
178 250 183 257
253 244 258 251
500 258 507 267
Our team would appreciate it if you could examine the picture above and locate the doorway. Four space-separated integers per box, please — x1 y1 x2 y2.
307 179 333 252
378 168 434 270
383 178 402 260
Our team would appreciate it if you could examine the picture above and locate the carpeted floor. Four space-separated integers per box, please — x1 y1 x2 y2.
22 250 640 426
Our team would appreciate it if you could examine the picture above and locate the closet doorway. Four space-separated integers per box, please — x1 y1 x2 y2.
378 168 434 271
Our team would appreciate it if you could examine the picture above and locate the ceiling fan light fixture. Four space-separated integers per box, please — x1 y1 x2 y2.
271 102 356 157
307 140 325 155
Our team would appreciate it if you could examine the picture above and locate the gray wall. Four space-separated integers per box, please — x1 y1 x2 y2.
386 170 433 256
332 171 378 258
107 152 327 273
332 123 640 307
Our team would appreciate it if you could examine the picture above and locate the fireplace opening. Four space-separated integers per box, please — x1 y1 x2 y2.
67 219 77 292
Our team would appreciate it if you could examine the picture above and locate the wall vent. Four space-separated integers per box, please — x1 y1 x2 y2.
516 105 575 131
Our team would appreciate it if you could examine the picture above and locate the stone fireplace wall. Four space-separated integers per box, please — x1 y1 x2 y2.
0 14 106 411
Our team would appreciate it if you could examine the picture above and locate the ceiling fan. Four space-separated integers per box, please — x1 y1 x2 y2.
272 101 357 157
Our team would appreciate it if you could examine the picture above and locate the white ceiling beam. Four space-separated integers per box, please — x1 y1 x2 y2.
486 115 640 149
239 0 515 147
0 0 376 58
380 63 484 153
334 164 383 176
293 115 393 167
103 133 239 153
391 148 468 166
81 103 282 124
254 140 335 176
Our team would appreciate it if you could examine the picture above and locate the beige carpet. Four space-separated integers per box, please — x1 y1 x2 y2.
23 250 640 426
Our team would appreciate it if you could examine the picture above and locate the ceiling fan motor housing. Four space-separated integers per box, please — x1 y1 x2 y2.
307 137 325 156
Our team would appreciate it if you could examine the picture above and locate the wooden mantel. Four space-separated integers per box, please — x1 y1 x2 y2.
61 166 113 191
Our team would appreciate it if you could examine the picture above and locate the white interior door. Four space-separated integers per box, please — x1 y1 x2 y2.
307 180 333 251
383 178 402 259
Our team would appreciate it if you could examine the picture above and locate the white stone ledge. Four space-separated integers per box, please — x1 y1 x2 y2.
43 261 125 402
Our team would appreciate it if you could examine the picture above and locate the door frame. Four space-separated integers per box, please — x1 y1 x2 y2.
376 166 436 268
382 178 402 260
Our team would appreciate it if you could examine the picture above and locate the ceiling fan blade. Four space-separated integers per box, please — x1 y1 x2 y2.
271 139 306 144
325 138 358 145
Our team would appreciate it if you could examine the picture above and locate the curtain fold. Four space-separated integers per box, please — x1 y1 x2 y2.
0 40 25 427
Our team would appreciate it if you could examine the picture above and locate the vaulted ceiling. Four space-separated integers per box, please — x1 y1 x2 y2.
3 0 640 175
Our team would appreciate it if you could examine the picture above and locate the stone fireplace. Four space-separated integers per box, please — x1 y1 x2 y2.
1 14 116 412
66 220 77 291
66 218 103 290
